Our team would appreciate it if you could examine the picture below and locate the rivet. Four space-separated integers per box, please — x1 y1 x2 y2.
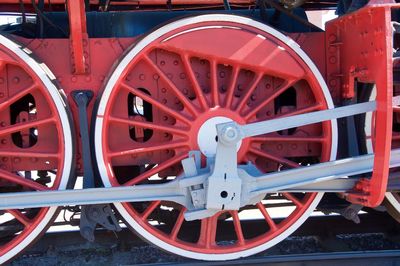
265 83 271 89
161 88 167 93
153 74 159 80
13 157 21 163
139 74 145 81
85 76 91 82
167 73 173 79
0 122 6 127
251 94 256 101
180 73 186 79
173 60 179 65
329 56 337 64
13 77 20 84
0 139 6 144
0 92 4 98
183 88 188 95
219 72 225 78
328 34 337 42
329 79 337 87
160 61 166 66
71 76 77 82
163 116 168 121
162 99 167 104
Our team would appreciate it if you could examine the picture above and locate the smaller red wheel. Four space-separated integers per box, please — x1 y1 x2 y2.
95 14 337 260
0 35 73 264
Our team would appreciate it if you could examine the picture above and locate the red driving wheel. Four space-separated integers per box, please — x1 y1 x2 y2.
95 15 337 260
0 35 73 263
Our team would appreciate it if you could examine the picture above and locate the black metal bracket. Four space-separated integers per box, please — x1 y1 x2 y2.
72 90 95 189
72 90 121 242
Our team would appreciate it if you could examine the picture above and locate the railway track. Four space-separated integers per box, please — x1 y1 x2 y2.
11 213 400 265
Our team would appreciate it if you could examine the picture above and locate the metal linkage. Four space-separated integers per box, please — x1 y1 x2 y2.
0 100 398 221
0 148 398 218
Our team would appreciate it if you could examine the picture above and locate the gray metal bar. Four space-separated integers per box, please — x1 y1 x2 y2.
0 181 186 210
251 149 400 195
0 149 398 211
240 101 376 138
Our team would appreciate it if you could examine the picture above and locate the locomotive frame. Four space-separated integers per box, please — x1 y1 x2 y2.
0 0 398 263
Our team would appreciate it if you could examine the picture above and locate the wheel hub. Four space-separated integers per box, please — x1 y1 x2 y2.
197 116 242 157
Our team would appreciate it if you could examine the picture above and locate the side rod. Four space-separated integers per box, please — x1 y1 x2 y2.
0 149 398 210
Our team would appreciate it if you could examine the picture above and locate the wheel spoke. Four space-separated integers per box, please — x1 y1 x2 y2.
121 82 191 125
170 207 186 240
181 54 209 110
0 169 48 191
278 103 323 118
0 117 56 137
256 202 277 231
0 150 59 158
198 216 218 248
249 147 299 168
0 83 38 113
244 79 299 120
230 211 245 245
7 209 31 227
225 66 240 109
143 55 199 116
210 60 219 107
141 200 160 220
236 72 263 112
108 115 189 136
282 192 304 208
124 153 187 186
109 140 188 158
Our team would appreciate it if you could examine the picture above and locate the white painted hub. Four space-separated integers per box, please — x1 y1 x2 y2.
197 116 242 157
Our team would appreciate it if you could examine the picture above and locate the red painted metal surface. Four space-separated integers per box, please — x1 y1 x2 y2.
67 0 88 75
326 3 396 207
14 32 324 175
0 0 397 259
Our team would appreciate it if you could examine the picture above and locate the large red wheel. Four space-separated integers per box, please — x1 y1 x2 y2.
0 35 73 263
95 14 337 260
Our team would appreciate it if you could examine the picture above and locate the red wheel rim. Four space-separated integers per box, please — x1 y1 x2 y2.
0 36 73 263
96 15 336 259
